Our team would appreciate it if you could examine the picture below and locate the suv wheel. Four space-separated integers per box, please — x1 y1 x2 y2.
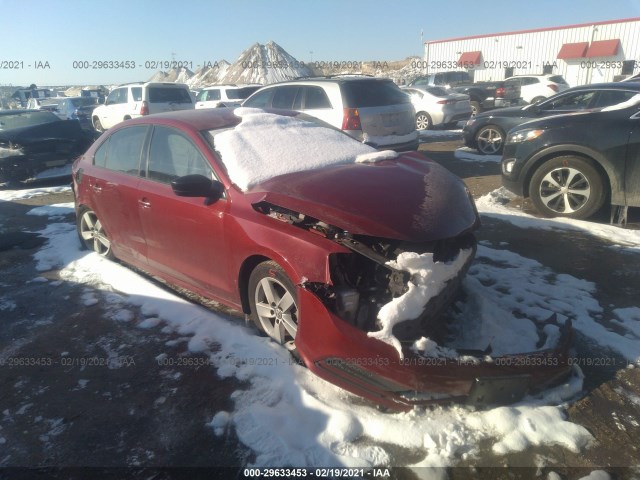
529 156 606 219
475 125 505 155
531 96 546 104
415 112 432 130
470 101 481 116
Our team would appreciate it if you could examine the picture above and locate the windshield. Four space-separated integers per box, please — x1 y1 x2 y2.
0 111 59 131
208 108 374 190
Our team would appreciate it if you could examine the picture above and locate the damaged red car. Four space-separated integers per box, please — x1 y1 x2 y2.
72 108 573 411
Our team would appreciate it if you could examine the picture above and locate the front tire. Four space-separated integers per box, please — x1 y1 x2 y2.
77 207 113 258
529 156 606 219
475 125 505 155
530 96 546 104
248 261 298 351
415 112 432 130
470 101 481 116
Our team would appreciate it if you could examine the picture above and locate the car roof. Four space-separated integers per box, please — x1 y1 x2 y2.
566 82 640 91
261 76 393 87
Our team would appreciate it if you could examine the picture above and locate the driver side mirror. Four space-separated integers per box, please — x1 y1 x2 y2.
171 174 224 205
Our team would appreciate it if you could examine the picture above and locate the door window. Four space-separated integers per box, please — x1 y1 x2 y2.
544 91 596 110
102 126 148 175
303 86 331 109
147 126 213 183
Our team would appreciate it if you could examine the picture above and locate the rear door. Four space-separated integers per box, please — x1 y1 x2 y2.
100 87 129 128
85 125 149 263
301 86 338 126
136 125 231 298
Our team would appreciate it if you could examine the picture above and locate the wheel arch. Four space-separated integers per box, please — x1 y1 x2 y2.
521 146 613 201
238 254 272 314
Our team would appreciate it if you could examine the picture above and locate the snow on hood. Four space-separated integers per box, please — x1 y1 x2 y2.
212 108 374 190
368 248 474 358
355 150 398 164
601 93 640 111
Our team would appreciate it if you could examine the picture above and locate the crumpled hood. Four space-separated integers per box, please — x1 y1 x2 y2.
245 153 479 242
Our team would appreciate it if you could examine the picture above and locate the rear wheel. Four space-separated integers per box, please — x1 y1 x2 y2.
415 112 432 130
475 125 505 155
531 96 546 104
248 261 298 351
529 156 606 219
77 207 113 258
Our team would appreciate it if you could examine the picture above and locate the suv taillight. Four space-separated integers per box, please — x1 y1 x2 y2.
548 84 559 92
495 87 505 98
140 101 149 116
342 108 361 131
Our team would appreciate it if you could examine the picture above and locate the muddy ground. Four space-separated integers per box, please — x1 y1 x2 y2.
0 138 639 479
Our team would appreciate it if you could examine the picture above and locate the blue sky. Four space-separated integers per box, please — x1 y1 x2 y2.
2 0 640 86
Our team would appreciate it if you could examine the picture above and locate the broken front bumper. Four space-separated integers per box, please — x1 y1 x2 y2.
295 287 573 411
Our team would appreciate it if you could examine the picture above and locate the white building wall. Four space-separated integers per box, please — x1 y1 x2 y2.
423 19 640 87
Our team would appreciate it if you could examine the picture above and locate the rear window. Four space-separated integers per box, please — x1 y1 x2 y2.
549 76 568 85
341 80 411 107
70 97 99 108
148 87 192 104
226 86 261 100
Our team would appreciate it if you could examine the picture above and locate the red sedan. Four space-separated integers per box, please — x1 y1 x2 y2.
72 108 572 410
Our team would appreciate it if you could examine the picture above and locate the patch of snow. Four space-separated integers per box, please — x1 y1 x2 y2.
213 109 373 191
30 276 48 283
419 129 463 139
355 150 398 164
108 308 134 322
412 337 459 359
0 298 17 311
27 202 74 217
0 185 71 202
476 187 640 250
454 147 502 163
578 471 612 480
138 317 162 329
208 411 231 436
369 249 473 358
612 307 640 339
81 291 99 307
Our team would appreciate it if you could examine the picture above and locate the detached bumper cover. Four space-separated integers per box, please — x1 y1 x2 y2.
295 287 573 411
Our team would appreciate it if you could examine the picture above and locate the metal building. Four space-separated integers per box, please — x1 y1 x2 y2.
422 17 640 86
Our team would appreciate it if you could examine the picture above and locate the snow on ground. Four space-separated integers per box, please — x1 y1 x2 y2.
477 187 640 250
30 219 601 468
418 129 463 140
0 185 71 202
454 147 502 163
26 202 74 217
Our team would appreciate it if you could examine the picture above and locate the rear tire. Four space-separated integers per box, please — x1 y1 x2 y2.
528 156 606 219
415 112 432 130
248 261 298 351
530 96 546 104
77 207 114 259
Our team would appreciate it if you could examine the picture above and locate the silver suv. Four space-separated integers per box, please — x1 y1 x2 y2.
91 82 194 132
243 77 418 151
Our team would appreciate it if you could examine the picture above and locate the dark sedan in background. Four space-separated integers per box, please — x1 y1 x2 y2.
501 95 640 221
55 96 101 130
465 82 640 154
0 110 95 184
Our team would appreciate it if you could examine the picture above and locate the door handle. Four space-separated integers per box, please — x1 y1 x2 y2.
91 184 102 193
138 198 151 208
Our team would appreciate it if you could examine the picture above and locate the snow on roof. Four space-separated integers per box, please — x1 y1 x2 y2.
212 108 374 190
